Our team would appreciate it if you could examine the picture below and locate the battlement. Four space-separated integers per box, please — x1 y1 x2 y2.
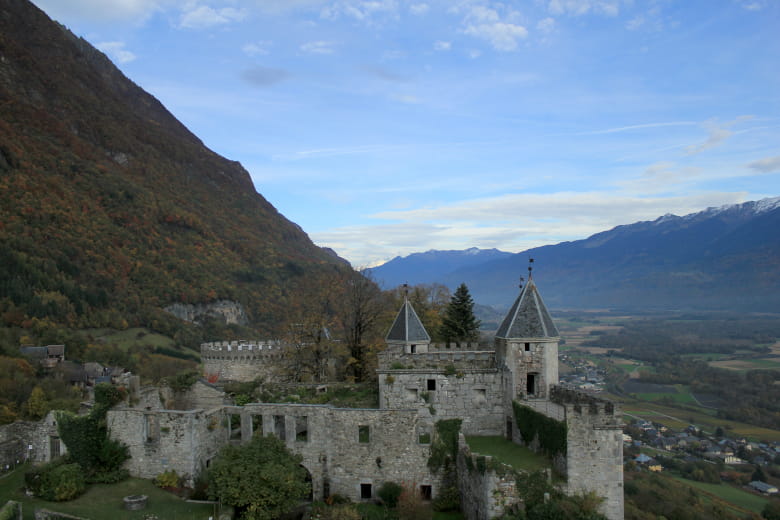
201 340 283 353
201 340 286 382
378 350 496 371
549 386 621 427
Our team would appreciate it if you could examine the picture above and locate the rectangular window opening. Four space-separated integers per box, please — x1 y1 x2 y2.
427 379 436 391
524 342 531 352
361 483 372 499
418 432 431 444
296 416 308 442
420 485 432 501
145 414 159 443
359 425 370 443
50 436 60 458
229 413 242 440
274 415 286 440
410 344 416 354
252 415 263 437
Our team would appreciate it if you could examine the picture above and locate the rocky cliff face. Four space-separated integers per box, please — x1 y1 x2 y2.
165 301 249 326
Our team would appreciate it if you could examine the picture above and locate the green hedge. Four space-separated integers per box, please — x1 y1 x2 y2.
512 401 567 458
0 501 20 520
24 461 86 501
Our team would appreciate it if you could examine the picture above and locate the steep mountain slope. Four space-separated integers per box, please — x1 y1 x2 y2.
379 199 780 311
368 247 513 289
0 0 352 336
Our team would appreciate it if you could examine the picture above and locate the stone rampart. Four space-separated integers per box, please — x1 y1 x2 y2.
377 350 496 371
456 434 521 520
223 403 441 502
201 340 285 382
377 369 504 435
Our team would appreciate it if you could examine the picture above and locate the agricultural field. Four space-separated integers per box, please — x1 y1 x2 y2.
80 327 176 351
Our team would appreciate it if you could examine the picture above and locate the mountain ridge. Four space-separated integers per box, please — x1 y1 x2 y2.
371 198 780 312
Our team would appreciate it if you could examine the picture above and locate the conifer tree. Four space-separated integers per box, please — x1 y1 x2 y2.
439 283 481 346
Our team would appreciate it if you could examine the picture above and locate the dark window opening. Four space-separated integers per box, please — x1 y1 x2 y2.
296 416 308 442
274 415 286 440
229 414 242 440
420 485 432 501
427 379 436 391
524 342 531 351
506 418 513 439
527 374 536 396
419 432 431 444
361 483 372 499
145 415 159 443
359 425 370 443
410 344 416 354
252 415 263 437
323 479 330 499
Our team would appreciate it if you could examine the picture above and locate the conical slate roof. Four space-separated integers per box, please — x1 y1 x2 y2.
386 299 431 343
495 277 559 339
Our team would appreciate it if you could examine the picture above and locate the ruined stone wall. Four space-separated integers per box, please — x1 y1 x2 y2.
377 349 495 371
456 434 520 520
223 403 442 502
106 407 225 485
0 411 68 469
159 380 229 410
377 369 504 435
201 341 285 382
550 387 624 520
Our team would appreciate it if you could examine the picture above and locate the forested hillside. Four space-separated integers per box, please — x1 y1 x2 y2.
0 0 354 349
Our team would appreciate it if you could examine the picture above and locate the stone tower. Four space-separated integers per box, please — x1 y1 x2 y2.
385 293 432 354
494 275 559 400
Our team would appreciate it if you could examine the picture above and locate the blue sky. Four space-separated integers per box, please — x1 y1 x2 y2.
32 0 780 267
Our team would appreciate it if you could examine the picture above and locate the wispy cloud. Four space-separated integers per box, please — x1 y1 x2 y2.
179 5 247 29
410 3 429 16
240 66 290 87
548 0 622 17
242 41 272 56
320 0 399 22
685 116 753 156
96 41 136 63
434 40 452 51
300 40 338 54
462 5 528 51
747 155 780 174
575 121 697 136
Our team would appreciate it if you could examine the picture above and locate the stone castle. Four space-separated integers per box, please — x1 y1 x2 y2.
3 275 623 519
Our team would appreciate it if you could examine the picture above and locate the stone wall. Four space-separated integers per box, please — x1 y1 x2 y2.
495 339 558 400
201 341 285 382
456 434 521 520
0 412 68 471
106 406 225 486
551 387 624 520
377 369 504 435
159 380 229 410
377 349 495 371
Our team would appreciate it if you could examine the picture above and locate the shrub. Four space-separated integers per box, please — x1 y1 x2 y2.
154 469 181 488
377 481 403 508
25 461 86 501
432 485 460 512
397 485 432 520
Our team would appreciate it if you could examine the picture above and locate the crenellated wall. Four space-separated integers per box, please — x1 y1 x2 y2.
200 340 285 382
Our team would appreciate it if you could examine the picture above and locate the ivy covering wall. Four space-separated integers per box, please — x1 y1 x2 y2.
512 401 567 458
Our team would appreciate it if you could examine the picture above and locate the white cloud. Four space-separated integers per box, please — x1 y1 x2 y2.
685 116 753 156
320 0 399 22
179 5 247 28
537 17 555 34
548 0 622 17
96 41 137 63
410 3 429 15
434 40 452 51
242 41 272 56
747 156 780 174
462 5 528 52
737 0 767 11
300 40 338 54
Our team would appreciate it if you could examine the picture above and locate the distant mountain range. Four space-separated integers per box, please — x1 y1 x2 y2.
369 198 780 312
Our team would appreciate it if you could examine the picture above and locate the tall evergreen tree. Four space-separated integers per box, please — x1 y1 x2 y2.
439 283 481 346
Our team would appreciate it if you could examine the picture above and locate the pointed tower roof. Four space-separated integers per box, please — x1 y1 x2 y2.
495 277 559 339
386 298 431 343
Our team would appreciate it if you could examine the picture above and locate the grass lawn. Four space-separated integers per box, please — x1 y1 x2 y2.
465 436 550 473
0 466 218 519
668 475 769 514
81 327 176 351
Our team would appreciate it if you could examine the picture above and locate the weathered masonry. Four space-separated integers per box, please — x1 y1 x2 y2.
107 274 622 519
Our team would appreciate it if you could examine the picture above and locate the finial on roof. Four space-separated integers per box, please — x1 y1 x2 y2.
528 257 534 279
402 283 409 298
518 276 525 289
